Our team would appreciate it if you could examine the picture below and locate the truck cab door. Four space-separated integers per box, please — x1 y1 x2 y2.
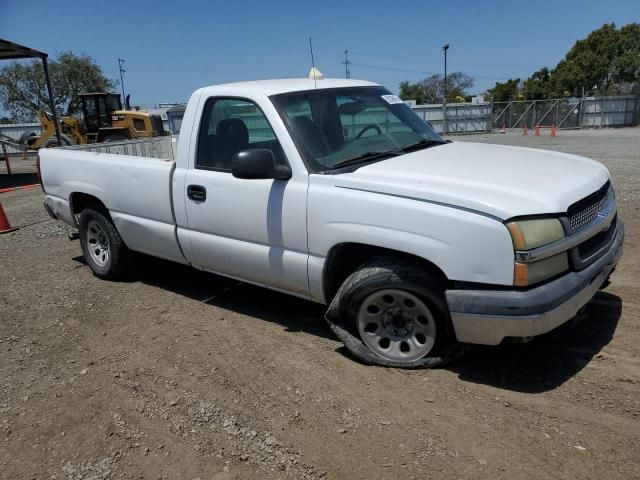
177 96 309 297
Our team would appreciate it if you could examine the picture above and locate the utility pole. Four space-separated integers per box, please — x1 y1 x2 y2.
342 50 351 79
442 44 449 134
118 58 126 106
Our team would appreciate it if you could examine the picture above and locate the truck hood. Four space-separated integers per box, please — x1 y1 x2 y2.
333 142 610 220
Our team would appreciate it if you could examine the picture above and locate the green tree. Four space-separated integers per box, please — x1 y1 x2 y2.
552 23 640 95
0 51 116 121
399 72 475 104
484 23 640 100
486 78 521 102
522 67 557 100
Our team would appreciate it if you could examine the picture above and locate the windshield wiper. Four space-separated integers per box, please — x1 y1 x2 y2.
329 150 404 170
401 138 447 153
328 139 446 171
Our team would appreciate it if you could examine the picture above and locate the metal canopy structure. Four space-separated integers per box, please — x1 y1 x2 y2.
0 38 61 143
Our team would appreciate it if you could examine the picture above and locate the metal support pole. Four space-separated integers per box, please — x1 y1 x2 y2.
557 98 582 128
2 143 12 175
534 99 559 128
533 101 537 127
488 100 493 132
118 58 127 106
342 50 351 79
42 56 61 144
512 101 535 129
493 102 510 126
442 44 449 135
580 88 585 129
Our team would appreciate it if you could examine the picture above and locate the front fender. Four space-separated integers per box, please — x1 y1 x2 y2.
307 176 515 298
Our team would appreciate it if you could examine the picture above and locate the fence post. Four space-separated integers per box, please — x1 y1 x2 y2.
2 143 11 176
442 102 447 135
489 100 493 132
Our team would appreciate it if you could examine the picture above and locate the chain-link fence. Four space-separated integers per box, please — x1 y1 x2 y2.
492 95 638 131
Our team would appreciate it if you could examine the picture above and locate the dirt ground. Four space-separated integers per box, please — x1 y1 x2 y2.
1 129 639 480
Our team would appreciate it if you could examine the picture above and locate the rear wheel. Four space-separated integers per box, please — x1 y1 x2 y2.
325 255 466 368
78 205 130 280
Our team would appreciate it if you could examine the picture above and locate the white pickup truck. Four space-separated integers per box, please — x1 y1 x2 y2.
40 78 624 368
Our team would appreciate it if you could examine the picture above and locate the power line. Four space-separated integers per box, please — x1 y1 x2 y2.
350 50 542 71
350 61 436 75
349 61 512 81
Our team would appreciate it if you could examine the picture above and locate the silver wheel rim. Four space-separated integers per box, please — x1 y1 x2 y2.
86 220 110 267
357 289 437 362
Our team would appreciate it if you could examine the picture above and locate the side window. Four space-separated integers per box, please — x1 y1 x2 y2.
196 98 285 171
133 118 146 131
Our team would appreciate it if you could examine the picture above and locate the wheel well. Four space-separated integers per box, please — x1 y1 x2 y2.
322 243 448 303
99 129 130 142
69 192 108 217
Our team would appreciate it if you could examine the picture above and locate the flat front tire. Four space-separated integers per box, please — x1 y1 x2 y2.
325 255 466 368
78 205 130 280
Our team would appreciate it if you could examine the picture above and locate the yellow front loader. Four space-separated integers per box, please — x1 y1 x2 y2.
20 92 166 149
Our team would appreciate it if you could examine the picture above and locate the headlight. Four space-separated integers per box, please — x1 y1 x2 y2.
514 253 569 286
506 218 565 250
506 218 568 286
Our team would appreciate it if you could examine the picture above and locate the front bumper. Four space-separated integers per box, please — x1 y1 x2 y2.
446 218 624 345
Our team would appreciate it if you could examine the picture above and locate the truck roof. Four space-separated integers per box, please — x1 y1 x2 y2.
200 78 380 96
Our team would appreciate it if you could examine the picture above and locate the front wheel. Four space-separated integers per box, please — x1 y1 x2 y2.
78 205 131 280
42 134 75 148
325 256 466 368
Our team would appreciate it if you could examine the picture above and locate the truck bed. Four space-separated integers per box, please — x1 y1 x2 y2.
40 141 186 264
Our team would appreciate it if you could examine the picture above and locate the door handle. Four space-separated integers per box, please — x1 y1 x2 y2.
187 184 206 202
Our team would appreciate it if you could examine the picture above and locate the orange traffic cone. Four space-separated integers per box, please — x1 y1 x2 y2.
522 125 528 136
0 202 17 234
534 126 540 136
551 125 557 137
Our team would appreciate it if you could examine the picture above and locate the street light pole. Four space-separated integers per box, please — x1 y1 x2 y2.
442 44 449 135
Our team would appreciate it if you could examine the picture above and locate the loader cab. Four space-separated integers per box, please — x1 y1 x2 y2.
79 92 167 143
80 92 122 134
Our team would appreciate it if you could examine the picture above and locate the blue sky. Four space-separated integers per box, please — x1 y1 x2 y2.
2 0 638 106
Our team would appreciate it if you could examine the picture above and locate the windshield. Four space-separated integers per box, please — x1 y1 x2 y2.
271 86 444 173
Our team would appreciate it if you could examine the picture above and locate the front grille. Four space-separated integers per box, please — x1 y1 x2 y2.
577 214 616 259
567 181 610 231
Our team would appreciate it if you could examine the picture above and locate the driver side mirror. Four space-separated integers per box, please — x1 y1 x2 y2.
231 149 291 180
